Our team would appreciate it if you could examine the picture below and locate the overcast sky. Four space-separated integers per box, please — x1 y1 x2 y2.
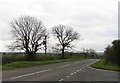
0 0 119 52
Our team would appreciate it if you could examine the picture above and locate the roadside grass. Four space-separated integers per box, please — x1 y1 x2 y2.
2 58 85 71
90 59 120 71
0 66 2 71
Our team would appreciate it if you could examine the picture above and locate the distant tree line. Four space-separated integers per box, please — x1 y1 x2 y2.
104 40 120 65
81 48 98 59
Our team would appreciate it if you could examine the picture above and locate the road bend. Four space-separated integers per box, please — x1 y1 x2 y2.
2 59 119 81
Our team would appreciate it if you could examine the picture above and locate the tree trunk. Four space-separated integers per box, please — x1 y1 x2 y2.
85 53 87 58
61 47 65 59
26 52 35 61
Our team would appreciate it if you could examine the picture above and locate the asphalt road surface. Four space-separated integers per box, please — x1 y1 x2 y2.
2 59 119 81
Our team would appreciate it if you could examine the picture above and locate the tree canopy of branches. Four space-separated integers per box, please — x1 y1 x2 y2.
104 40 120 65
87 49 97 58
52 24 79 59
10 16 46 61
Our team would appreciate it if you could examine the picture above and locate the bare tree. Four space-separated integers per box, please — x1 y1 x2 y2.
9 16 46 61
82 48 87 58
52 24 79 59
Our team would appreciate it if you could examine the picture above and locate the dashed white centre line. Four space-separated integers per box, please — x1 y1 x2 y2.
58 60 99 81
74 72 77 74
79 69 82 70
77 70 79 72
10 69 52 80
59 79 64 81
66 75 70 78
70 73 74 75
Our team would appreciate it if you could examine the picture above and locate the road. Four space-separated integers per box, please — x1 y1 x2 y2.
2 59 119 82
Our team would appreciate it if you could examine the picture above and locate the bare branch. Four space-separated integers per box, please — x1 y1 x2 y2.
9 16 46 60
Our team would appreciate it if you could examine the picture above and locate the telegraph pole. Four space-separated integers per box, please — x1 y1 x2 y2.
43 35 47 55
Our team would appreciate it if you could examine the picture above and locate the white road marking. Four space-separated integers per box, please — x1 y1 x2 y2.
58 60 99 81
10 69 52 80
66 75 70 78
10 60 98 80
74 72 77 74
85 59 100 68
59 79 64 81
77 70 79 72
70 73 74 75
79 69 82 70
58 64 71 68
89 66 118 72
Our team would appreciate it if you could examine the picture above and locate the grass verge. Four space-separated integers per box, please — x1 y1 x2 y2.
2 58 85 71
90 59 120 71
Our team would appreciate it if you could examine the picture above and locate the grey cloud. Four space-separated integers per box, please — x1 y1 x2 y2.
0 0 119 52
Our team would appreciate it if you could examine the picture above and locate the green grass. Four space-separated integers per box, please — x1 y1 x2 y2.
2 53 86 71
2 58 85 71
0 66 2 71
90 59 120 71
